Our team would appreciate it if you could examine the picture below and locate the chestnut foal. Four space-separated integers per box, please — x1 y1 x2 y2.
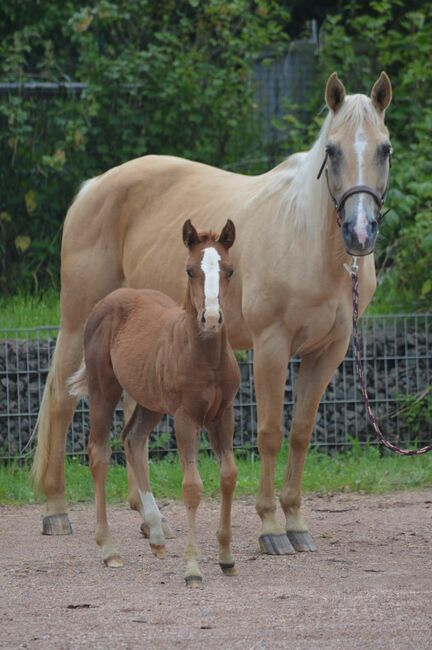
68 219 240 587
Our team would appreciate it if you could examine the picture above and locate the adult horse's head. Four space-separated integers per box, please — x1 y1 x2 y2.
182 219 235 333
319 72 392 256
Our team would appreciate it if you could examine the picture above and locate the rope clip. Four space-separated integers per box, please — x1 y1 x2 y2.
344 255 359 276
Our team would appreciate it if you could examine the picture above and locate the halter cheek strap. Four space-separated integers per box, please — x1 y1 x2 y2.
317 151 390 226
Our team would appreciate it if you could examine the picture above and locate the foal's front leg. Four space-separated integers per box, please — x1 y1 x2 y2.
174 409 203 587
208 408 238 576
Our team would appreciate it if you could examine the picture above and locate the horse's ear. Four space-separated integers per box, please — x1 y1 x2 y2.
371 71 392 113
182 219 200 248
218 219 236 249
325 72 346 113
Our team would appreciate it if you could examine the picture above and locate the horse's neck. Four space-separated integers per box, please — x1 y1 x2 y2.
184 288 227 367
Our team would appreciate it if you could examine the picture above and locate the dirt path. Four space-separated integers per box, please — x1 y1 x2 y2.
1 490 431 650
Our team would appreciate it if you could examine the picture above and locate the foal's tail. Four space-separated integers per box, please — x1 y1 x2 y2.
66 360 89 398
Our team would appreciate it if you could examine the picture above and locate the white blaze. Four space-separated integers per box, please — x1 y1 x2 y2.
353 128 368 246
201 247 221 315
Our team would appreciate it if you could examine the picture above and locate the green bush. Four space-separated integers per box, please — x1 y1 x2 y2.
0 0 289 292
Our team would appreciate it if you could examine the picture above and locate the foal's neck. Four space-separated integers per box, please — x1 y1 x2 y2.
184 287 227 367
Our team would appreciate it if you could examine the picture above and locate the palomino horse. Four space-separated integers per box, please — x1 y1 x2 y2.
68 220 240 586
32 72 392 554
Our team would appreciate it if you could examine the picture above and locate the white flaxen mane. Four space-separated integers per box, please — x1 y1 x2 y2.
258 94 386 240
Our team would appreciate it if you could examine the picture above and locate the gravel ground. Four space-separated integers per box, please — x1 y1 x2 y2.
1 490 431 650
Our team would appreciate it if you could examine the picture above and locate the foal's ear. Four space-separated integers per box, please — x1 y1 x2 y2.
218 219 236 249
371 71 392 113
182 219 200 248
325 72 346 113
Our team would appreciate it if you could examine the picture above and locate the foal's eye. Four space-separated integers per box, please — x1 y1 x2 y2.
186 268 194 278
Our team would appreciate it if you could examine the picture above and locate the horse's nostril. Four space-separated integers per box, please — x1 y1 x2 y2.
218 312 223 324
370 220 378 235
342 222 350 237
201 312 206 323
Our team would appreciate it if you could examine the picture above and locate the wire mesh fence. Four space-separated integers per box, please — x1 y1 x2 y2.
0 313 430 461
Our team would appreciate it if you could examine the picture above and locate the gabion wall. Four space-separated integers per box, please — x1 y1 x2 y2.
0 314 430 460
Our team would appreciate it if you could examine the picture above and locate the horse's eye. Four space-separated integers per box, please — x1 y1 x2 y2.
227 269 234 279
326 143 337 158
186 268 194 278
382 143 392 157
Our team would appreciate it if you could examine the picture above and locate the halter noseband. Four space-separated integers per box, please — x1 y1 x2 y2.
317 150 391 227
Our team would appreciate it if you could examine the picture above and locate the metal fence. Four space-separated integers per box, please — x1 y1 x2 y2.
0 313 430 461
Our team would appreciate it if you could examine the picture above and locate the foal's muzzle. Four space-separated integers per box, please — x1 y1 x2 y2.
199 308 223 332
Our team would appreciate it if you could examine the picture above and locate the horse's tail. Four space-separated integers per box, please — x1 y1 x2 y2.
66 359 88 398
30 332 73 492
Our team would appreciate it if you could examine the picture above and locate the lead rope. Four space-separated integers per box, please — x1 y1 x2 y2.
347 257 432 456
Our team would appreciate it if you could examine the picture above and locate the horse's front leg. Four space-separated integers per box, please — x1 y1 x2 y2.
207 407 238 576
174 409 203 588
279 336 350 552
253 325 295 555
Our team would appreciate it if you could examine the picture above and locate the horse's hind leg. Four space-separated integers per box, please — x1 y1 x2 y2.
87 373 123 567
279 336 349 552
122 405 166 559
31 328 83 535
123 394 175 539
174 409 203 587
208 408 238 576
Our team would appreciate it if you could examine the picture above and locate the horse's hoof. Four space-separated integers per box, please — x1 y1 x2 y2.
286 530 317 552
104 555 124 568
219 562 238 576
42 513 73 536
140 522 150 538
185 575 203 589
161 516 176 539
150 544 166 559
259 534 295 555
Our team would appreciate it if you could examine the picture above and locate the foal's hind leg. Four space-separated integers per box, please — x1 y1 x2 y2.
208 408 238 576
123 394 175 540
174 409 203 587
122 404 166 559
88 379 123 567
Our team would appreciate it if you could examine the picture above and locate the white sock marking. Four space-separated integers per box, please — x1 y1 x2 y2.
201 247 221 316
139 490 162 527
353 128 368 246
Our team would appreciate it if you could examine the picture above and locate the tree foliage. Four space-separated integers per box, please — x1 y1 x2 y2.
0 0 431 313
0 0 288 292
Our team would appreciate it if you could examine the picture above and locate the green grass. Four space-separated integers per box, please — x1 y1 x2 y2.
0 287 416 334
0 290 60 330
1 443 431 506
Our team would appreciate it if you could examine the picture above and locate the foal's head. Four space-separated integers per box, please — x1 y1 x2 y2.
182 219 235 333
322 72 392 256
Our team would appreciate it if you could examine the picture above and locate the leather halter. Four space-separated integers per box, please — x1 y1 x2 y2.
317 150 390 227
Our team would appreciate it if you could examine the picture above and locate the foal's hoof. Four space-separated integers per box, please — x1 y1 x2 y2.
104 555 124 568
185 575 203 589
42 513 73 536
141 517 176 540
259 534 295 555
219 562 238 576
161 517 176 539
286 530 317 552
150 544 166 560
